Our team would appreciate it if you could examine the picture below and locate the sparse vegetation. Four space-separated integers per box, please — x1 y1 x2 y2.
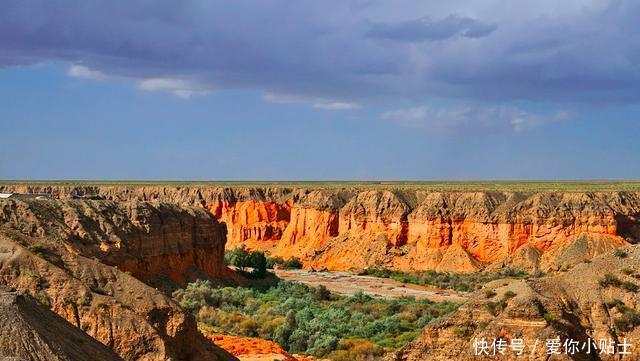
621 267 635 275
599 273 638 292
559 262 572 272
362 268 533 292
35 293 50 308
483 289 497 298
614 249 628 258
543 313 560 325
503 291 517 299
28 245 46 256
173 279 459 359
485 301 506 316
609 300 640 332
23 269 39 281
77 298 91 307
6 180 640 192
91 285 110 296
451 327 469 336
266 255 303 270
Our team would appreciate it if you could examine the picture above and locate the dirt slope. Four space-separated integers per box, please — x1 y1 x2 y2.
0 199 237 361
386 244 640 360
0 288 122 361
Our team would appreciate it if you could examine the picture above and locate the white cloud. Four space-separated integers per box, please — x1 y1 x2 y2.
137 78 211 99
264 92 359 110
381 105 573 132
67 65 211 99
67 65 108 81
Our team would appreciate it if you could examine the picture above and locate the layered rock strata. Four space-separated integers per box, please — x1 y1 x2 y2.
2 185 639 273
0 199 237 361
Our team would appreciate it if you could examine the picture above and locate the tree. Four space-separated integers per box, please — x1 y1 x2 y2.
226 246 251 271
314 284 331 301
250 251 268 276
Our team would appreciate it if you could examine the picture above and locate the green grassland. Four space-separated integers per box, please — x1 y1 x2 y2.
2 179 640 191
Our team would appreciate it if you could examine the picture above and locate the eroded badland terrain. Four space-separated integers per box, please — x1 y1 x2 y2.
0 183 639 360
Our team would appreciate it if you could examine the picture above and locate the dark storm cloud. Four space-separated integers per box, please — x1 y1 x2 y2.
366 15 497 42
1 0 640 104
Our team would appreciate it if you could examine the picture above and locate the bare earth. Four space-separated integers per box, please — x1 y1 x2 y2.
274 269 468 303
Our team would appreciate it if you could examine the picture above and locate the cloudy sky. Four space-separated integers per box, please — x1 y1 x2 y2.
1 0 639 180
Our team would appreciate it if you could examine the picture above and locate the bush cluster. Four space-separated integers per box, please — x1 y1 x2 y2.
362 268 532 292
173 280 459 359
599 273 639 292
266 255 303 269
608 299 640 332
225 246 268 277
225 247 303 277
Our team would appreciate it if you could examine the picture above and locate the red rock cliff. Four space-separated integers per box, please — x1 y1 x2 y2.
2 185 639 273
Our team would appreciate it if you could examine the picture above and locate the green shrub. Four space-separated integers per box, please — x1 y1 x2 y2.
363 268 531 292
543 313 560 324
29 245 46 256
614 249 628 258
451 327 469 336
266 256 284 269
599 273 622 288
283 257 303 269
483 289 496 298
621 281 639 292
485 301 504 316
614 310 640 332
599 273 638 292
225 246 251 271
35 293 50 307
173 279 459 357
620 267 634 275
503 291 517 299
77 298 91 307
559 262 571 272
225 247 271 277
91 285 110 296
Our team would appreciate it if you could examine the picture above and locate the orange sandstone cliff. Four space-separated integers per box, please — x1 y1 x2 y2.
2 185 639 273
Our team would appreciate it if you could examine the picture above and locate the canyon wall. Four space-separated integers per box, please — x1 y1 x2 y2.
0 199 236 361
2 185 640 273
386 244 640 361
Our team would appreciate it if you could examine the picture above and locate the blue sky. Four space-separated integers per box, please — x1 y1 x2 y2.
1 0 639 180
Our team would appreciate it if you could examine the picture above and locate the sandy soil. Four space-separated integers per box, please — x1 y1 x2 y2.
274 269 468 303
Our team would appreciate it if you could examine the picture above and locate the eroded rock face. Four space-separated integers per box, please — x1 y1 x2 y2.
0 199 237 361
0 289 122 361
2 185 639 273
386 244 640 361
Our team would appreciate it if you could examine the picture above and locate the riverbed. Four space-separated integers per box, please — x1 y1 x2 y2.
274 269 468 303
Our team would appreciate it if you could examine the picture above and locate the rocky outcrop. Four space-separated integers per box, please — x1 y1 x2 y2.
0 199 237 361
386 243 640 361
0 288 122 361
2 185 639 273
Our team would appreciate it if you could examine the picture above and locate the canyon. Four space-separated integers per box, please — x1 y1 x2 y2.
1 184 639 360
2 185 639 274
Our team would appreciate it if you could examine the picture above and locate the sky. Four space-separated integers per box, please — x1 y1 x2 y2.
1 0 639 180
